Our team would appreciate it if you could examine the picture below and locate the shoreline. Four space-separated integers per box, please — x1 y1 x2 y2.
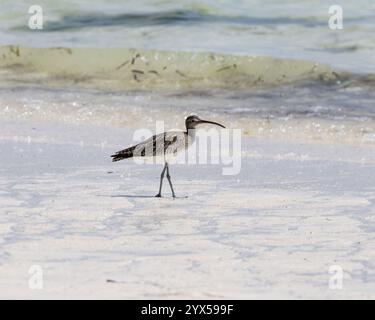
1 85 374 147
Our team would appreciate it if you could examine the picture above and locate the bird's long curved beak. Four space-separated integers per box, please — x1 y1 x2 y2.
198 119 226 128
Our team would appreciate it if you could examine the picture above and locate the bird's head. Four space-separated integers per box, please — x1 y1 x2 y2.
185 115 225 130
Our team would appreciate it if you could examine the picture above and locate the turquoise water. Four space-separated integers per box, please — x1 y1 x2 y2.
1 0 375 72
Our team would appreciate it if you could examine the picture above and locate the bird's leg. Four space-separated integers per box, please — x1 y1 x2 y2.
155 162 167 197
165 163 176 198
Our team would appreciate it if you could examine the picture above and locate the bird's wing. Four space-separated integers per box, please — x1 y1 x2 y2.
111 131 187 161
163 131 189 155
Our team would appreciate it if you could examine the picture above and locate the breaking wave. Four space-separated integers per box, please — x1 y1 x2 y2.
0 45 364 91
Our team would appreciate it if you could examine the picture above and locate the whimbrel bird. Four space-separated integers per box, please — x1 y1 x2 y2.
111 115 225 198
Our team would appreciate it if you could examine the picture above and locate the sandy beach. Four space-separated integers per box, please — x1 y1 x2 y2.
1 119 374 299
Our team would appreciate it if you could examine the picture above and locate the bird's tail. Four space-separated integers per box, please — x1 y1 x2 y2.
111 146 136 162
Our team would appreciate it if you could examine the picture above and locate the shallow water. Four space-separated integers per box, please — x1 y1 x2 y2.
0 1 374 145
1 0 375 72
0 84 374 145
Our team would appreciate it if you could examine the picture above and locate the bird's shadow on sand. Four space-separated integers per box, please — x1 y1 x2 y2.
111 194 156 199
110 194 188 199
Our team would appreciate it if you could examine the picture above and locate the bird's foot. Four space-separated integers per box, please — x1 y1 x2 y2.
155 193 162 198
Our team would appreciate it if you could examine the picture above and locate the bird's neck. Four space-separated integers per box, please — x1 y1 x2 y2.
186 128 196 139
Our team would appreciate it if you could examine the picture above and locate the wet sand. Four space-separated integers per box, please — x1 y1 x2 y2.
1 120 374 299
